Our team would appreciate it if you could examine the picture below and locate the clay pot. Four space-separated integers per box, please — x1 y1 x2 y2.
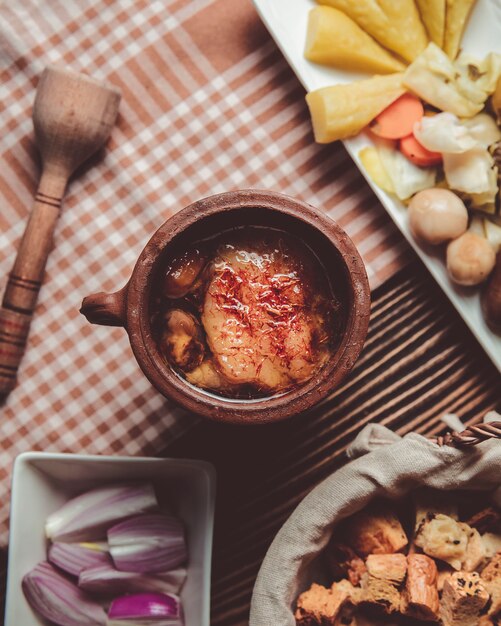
80 190 370 424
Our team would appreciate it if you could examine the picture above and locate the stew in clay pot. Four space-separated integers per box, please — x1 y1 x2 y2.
152 227 343 399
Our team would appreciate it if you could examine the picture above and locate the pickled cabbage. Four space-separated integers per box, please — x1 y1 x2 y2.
403 43 501 117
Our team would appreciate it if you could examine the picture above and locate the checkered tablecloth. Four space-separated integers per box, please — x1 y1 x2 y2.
0 0 410 546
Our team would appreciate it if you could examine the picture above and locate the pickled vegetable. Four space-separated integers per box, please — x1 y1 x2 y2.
317 0 427 63
306 73 405 143
443 0 477 59
305 6 405 74
416 0 446 48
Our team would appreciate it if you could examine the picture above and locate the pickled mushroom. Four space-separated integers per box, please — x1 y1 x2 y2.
446 232 496 286
185 360 237 392
160 309 204 372
163 249 206 299
408 189 468 245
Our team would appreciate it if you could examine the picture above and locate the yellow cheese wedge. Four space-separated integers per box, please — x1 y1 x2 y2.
317 0 428 63
416 0 446 47
306 73 405 143
443 0 477 58
305 6 405 74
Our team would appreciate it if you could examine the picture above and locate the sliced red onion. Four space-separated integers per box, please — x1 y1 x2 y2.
45 483 158 542
22 561 106 626
108 514 187 574
78 563 187 595
49 542 111 577
107 592 183 625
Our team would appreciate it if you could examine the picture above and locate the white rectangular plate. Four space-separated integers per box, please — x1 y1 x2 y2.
253 0 501 372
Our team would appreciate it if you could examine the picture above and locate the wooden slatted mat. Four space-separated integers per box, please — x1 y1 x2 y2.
165 259 501 626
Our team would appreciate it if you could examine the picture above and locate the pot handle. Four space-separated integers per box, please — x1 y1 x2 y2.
80 284 128 328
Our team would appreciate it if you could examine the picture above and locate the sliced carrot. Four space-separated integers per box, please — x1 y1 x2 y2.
399 134 443 167
369 93 424 140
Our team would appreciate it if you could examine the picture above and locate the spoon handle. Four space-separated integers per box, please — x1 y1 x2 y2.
0 175 66 395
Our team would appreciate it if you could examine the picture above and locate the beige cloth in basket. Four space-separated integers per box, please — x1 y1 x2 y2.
249 424 501 626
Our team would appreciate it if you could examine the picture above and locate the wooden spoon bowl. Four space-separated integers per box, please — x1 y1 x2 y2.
81 190 370 424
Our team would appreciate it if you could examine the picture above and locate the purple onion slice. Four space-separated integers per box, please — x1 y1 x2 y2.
107 592 183 625
48 542 110 577
108 514 187 574
78 563 187 595
45 483 158 542
22 561 106 626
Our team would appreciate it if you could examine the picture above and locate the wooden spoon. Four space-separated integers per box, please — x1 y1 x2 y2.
0 66 121 395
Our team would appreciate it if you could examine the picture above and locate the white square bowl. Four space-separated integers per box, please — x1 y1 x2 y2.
4 452 216 626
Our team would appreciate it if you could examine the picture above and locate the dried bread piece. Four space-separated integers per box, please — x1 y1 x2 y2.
468 508 501 534
481 552 501 617
482 552 501 581
438 570 454 592
479 616 499 626
360 553 407 614
483 534 501 560
326 541 367 586
366 553 407 584
344 503 408 557
415 513 469 569
440 571 489 626
403 554 440 621
295 580 359 625
462 525 486 572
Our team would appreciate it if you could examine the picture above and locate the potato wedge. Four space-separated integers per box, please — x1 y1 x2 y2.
444 0 477 58
317 0 428 63
305 7 405 74
416 0 446 47
306 73 405 143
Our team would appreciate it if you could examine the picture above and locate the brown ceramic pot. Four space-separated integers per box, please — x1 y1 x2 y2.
80 190 370 424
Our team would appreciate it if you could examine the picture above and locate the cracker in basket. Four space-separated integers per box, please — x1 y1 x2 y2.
481 552 501 617
479 616 498 626
343 501 408 557
325 540 367 586
482 532 501 559
440 571 489 626
295 580 360 625
414 514 469 570
403 554 440 621
360 553 407 614
467 507 501 534
461 525 486 572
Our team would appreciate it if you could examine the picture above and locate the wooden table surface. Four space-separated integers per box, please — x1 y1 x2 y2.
0 257 500 625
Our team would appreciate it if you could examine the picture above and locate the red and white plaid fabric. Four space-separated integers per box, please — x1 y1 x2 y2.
0 0 410 546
